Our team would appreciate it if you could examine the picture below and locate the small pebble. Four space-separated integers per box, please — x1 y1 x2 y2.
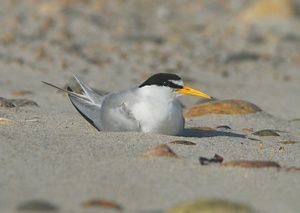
259 142 264 150
221 160 281 169
82 199 122 210
170 140 196 145
17 200 58 211
199 154 224 165
285 167 300 172
216 125 231 130
34 47 47 59
12 90 34 97
0 117 13 125
167 199 253 213
122 34 165 44
0 33 16 43
252 130 280 136
237 0 294 23
9 99 38 107
242 128 254 133
0 97 38 107
0 98 15 107
221 70 230 78
143 144 178 159
247 137 261 141
278 140 298 145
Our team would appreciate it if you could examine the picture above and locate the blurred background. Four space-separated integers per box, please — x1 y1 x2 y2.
0 0 300 119
1 1 300 212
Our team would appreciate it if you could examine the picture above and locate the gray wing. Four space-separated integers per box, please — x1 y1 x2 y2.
42 75 104 131
100 90 141 132
67 87 102 130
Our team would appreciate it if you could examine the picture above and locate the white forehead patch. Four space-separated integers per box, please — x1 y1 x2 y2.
169 79 184 87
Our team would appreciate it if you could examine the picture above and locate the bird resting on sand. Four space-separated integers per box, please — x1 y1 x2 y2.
43 73 211 135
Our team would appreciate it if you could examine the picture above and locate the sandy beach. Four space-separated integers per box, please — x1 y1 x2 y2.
1 0 300 212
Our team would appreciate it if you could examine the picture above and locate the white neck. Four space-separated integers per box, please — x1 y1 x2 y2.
132 85 184 135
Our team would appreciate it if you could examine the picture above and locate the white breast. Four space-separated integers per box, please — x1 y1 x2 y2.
131 86 184 135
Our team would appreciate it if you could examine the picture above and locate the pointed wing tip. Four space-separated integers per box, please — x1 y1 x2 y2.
66 86 73 92
42 81 51 86
42 81 62 90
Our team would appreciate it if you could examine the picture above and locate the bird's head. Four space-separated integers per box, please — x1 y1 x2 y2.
139 73 212 99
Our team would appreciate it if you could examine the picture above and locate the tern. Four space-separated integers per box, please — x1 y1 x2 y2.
43 73 211 135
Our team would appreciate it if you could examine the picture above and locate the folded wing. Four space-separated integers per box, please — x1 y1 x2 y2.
42 75 104 131
67 87 102 131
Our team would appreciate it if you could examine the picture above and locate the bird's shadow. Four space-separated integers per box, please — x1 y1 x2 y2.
180 128 246 139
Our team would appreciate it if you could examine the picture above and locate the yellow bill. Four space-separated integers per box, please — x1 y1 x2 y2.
177 85 211 99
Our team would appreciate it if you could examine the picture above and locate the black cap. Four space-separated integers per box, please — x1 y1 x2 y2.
139 73 183 89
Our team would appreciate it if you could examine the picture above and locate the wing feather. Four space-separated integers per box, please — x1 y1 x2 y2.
43 80 103 131
72 75 104 105
42 81 88 101
67 87 102 131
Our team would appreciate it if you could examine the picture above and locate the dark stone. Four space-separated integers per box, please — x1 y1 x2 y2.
17 200 58 211
0 97 15 107
216 125 231 130
199 154 224 165
0 97 38 107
